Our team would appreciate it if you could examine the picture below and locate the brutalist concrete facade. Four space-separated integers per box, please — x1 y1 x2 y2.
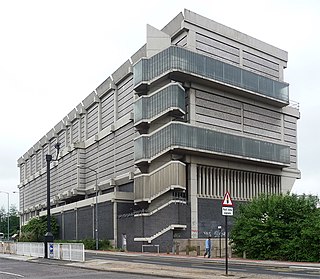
17 9 300 252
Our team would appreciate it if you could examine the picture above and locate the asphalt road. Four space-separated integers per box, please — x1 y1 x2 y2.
0 257 171 279
86 251 320 278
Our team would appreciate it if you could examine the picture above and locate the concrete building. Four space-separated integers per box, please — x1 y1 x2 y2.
17 9 300 252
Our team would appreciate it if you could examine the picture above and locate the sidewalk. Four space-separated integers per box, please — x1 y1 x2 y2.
1 250 319 279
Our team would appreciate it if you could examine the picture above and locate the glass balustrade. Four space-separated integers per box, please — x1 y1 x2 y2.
133 46 289 103
134 122 290 165
133 84 185 124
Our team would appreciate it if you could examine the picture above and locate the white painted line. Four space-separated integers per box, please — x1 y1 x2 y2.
289 266 320 270
0 271 24 278
93 256 120 260
279 272 320 277
192 265 244 272
132 260 172 265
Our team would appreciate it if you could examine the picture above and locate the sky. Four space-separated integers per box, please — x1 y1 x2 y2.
0 0 319 210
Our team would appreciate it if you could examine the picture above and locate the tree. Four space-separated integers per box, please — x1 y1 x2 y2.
0 205 20 238
20 216 59 242
9 205 20 236
230 193 320 262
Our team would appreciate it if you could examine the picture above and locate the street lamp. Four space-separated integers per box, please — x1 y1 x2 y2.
77 165 99 250
44 142 61 259
12 191 20 231
0 191 19 240
0 191 9 240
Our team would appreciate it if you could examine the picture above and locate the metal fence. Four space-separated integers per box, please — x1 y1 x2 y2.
0 242 84 262
15 242 44 257
49 243 85 262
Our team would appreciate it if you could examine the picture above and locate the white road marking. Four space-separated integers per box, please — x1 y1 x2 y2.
92 256 120 260
279 272 320 277
289 266 320 270
193 265 244 271
132 259 172 265
0 271 24 278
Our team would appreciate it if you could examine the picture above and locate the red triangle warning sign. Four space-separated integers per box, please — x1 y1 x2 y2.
222 192 233 207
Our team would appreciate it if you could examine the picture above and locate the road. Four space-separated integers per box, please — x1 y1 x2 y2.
0 257 171 279
86 251 320 278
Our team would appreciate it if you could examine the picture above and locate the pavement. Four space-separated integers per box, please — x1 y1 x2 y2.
1 250 320 279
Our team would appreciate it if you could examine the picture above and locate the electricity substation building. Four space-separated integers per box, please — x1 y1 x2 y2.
17 9 300 251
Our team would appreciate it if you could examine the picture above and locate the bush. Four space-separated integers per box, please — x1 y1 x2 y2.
230 193 320 262
55 238 112 250
19 216 59 242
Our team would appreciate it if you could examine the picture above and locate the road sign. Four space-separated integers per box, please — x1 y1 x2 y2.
221 192 233 276
222 207 233 216
222 191 233 207
49 243 54 258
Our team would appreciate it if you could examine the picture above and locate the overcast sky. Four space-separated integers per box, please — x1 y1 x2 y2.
0 0 319 210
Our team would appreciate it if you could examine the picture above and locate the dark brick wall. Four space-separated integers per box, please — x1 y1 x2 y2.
117 202 190 252
117 202 138 251
198 198 243 238
98 202 114 239
64 210 76 240
55 214 62 239
54 201 114 241
77 206 94 239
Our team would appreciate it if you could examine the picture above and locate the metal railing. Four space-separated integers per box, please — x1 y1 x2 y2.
0 242 84 262
49 243 85 262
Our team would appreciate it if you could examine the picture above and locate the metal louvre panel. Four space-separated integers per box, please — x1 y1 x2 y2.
197 165 281 200
134 161 186 201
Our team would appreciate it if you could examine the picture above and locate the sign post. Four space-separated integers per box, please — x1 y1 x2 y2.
222 191 233 276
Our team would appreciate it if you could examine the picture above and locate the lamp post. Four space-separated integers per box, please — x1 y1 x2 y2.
77 165 99 250
0 191 9 240
44 142 60 259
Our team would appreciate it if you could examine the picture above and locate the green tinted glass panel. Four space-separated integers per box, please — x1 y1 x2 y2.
134 122 290 165
133 84 185 123
133 46 289 103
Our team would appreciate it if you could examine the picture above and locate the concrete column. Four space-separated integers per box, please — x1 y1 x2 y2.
278 62 285 81
187 30 196 51
40 147 44 169
281 114 284 141
189 88 196 125
189 163 198 239
34 153 38 173
239 48 243 66
113 201 118 248
114 87 118 122
62 211 65 240
24 163 27 182
97 99 102 133
84 113 88 140
75 208 78 240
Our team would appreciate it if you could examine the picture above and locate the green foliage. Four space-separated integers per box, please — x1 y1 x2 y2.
81 239 112 250
55 238 112 250
230 193 320 262
20 216 59 242
0 205 20 238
